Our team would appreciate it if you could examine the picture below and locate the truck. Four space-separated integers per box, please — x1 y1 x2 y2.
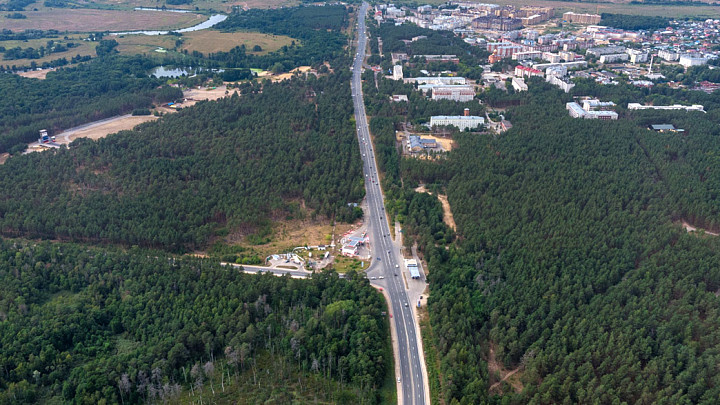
417 300 421 308
39 129 50 143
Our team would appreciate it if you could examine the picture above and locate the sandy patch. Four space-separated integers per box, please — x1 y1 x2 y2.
16 69 55 80
414 186 456 231
257 66 312 82
66 115 158 142
0 153 9 165
682 221 719 236
488 343 524 395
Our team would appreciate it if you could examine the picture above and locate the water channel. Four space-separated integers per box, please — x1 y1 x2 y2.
110 13 227 36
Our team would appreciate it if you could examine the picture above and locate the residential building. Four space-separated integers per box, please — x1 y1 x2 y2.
563 12 601 25
430 115 485 131
587 46 626 57
512 77 528 91
547 75 575 93
658 49 679 61
472 16 523 31
405 76 467 85
599 53 629 64
515 65 543 78
566 99 618 120
512 51 542 61
627 49 649 64
679 54 708 68
542 52 562 63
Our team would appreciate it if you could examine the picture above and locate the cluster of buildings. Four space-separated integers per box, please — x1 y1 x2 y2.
566 99 619 120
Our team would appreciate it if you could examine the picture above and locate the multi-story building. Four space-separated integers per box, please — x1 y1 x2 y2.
515 65 544 78
547 75 575 93
559 50 579 62
563 12 601 25
542 52 562 63
599 53 629 64
627 49 649 64
587 46 626 57
566 100 618 120
512 51 543 61
627 103 705 112
512 77 528 91
658 49 679 61
431 85 476 102
679 54 708 68
405 76 467 85
430 115 485 131
472 16 523 31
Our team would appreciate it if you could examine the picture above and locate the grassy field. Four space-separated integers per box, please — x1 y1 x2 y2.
0 36 96 68
415 0 720 18
114 30 296 56
1 9 205 32
43 0 300 13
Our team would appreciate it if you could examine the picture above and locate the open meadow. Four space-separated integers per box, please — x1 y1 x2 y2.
1 8 205 32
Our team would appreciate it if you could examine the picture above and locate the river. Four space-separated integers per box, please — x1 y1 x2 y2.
110 13 227 36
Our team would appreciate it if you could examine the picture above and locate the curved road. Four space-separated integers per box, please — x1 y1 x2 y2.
352 4 427 404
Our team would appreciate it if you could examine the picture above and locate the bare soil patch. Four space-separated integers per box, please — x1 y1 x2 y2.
2 9 204 32
16 69 55 79
681 221 719 237
257 66 313 82
65 115 158 142
414 186 456 231
0 153 8 165
488 343 524 395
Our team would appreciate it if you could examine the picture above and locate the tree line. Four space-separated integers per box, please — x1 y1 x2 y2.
0 240 390 404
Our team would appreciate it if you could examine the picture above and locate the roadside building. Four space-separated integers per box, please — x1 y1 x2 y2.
404 259 421 279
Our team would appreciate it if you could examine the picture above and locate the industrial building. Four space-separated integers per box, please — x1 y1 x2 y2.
628 103 705 113
430 115 485 131
431 85 475 102
563 12 601 25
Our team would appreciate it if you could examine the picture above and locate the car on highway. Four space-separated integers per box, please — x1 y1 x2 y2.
395 264 399 268
371 276 376 280
397 378 401 383
377 257 381 261
379 276 384 279
405 302 409 307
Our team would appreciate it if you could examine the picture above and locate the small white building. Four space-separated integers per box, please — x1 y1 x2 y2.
430 115 485 131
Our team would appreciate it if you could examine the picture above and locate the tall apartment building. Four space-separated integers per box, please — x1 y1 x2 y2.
472 16 523 31
430 115 485 131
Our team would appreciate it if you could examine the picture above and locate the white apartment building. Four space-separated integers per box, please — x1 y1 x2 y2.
512 77 528 92
599 53 629 64
679 54 707 68
627 103 705 113
658 49 679 61
431 85 475 102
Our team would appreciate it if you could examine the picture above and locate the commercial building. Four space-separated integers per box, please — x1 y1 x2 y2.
430 115 485 131
563 12 601 25
628 103 705 113
405 259 421 279
431 85 475 102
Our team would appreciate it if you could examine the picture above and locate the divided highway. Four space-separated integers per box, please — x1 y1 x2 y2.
351 4 428 404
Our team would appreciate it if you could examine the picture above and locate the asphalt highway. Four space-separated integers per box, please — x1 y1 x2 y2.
351 4 427 404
